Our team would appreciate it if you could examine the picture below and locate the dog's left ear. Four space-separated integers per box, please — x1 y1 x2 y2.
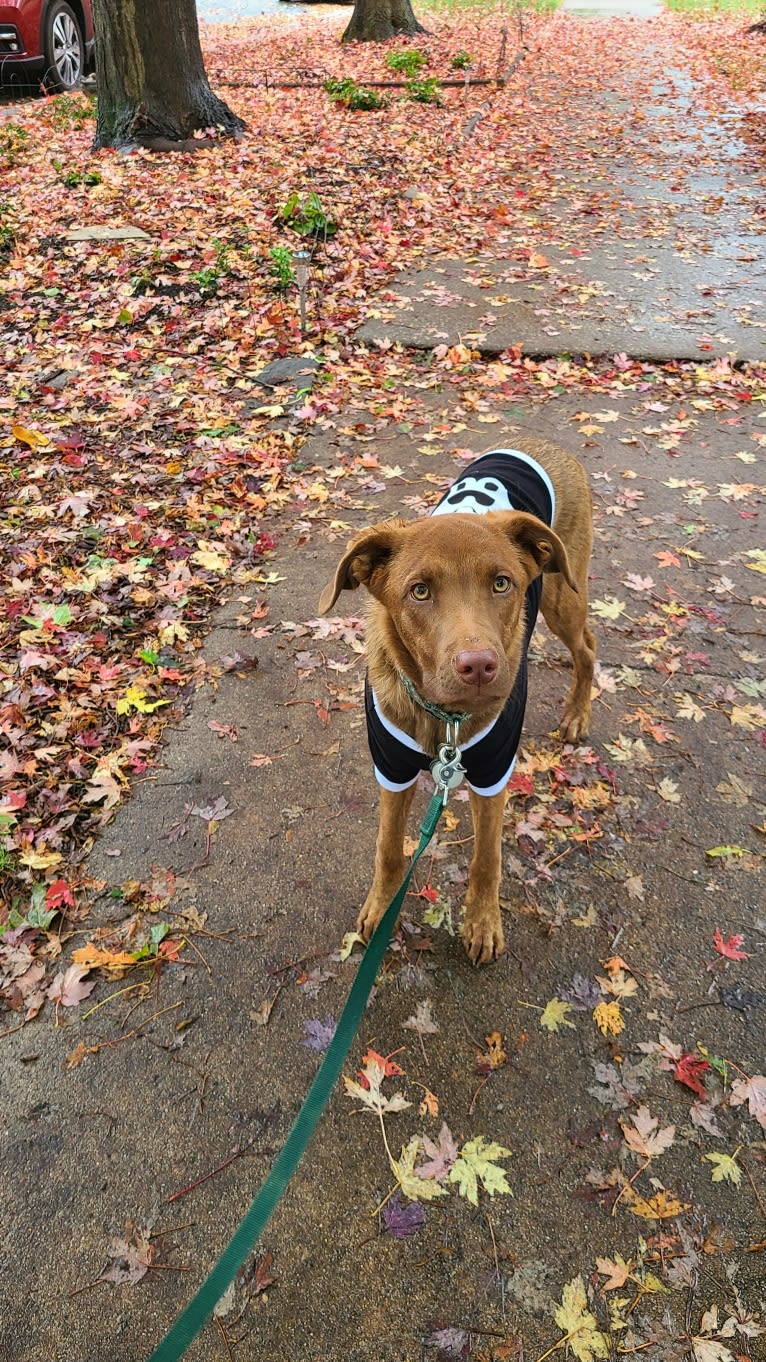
495 512 578 592
319 522 403 614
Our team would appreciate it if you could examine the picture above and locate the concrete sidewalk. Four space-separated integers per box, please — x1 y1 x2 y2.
359 51 766 363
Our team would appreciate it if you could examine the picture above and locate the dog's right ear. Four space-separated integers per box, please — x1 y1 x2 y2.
319 523 402 614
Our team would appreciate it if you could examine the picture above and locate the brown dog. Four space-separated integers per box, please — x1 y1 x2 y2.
319 439 596 965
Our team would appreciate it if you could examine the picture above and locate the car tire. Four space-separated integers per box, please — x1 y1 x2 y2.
43 1 85 92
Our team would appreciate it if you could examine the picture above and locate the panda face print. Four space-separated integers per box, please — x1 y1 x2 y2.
431 475 515 517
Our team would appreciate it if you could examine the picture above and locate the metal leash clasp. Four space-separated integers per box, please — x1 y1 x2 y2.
430 718 466 805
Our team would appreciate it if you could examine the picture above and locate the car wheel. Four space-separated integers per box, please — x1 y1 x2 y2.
43 1 85 92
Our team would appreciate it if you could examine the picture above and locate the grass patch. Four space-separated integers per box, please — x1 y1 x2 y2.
664 0 764 10
421 0 560 14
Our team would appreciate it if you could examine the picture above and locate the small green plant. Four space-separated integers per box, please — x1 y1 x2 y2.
190 265 221 297
0 203 16 257
190 239 233 297
51 157 102 187
49 93 97 129
324 77 387 111
0 122 29 166
269 244 295 292
277 191 338 239
386 48 428 76
405 77 443 104
450 49 474 68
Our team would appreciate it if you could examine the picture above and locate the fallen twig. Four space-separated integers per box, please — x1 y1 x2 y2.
460 45 528 144
166 1146 247 1203
220 76 501 90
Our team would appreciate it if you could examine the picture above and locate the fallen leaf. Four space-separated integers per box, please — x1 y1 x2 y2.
595 1254 632 1290
381 1191 426 1239
540 998 576 1033
343 1056 410 1115
593 1001 624 1036
712 929 750 962
620 1105 676 1158
46 964 96 1008
703 1152 741 1186
675 1054 711 1098
729 1075 766 1131
448 1136 512 1205
552 1275 609 1362
393 1137 448 1202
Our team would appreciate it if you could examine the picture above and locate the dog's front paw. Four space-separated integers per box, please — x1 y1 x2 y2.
461 911 504 966
356 894 388 942
559 704 591 744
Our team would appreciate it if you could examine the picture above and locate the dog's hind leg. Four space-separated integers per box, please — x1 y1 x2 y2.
462 788 507 965
357 785 417 941
540 574 596 742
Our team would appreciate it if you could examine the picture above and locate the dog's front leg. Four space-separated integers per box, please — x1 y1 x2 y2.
462 788 506 965
357 785 417 941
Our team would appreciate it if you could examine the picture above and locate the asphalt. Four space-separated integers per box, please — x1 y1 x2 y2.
3 18 766 1362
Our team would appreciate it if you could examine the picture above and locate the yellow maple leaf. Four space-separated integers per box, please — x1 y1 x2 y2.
593 1001 624 1036
190 542 231 573
745 548 766 575
71 945 137 970
730 703 766 730
540 998 576 1033
703 1151 742 1186
116 685 170 716
337 931 365 961
553 1276 609 1361
480 1031 507 1068
393 1138 447 1202
19 847 62 870
591 595 626 620
12 423 51 449
622 1186 689 1220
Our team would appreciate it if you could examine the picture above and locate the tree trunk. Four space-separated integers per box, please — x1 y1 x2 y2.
342 0 428 44
91 0 245 151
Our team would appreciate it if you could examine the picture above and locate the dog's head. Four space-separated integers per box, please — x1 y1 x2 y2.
319 512 575 711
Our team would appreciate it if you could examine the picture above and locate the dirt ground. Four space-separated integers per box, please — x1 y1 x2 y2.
2 16 766 1362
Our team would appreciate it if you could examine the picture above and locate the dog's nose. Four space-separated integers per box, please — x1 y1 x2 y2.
453 649 498 686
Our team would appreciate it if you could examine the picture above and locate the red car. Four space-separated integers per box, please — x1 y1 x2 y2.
0 0 94 92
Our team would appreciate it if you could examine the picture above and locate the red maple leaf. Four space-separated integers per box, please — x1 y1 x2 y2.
356 1048 405 1088
416 885 439 903
45 880 75 911
712 929 750 961
674 1054 710 1098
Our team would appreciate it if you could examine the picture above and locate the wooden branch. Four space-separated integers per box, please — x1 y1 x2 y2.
460 45 528 143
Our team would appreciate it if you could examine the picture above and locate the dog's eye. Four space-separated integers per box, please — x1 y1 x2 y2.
410 582 431 601
493 575 512 594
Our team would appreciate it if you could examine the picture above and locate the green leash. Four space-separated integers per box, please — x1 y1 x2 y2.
147 791 444 1362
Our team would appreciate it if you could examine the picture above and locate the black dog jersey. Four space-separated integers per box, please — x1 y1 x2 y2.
365 449 555 797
